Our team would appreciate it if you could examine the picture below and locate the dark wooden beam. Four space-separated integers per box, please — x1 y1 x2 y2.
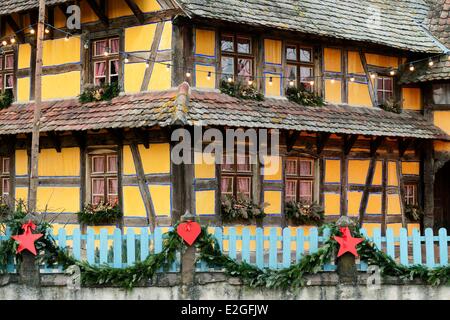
359 157 377 226
343 134 358 155
140 21 164 91
370 136 385 157
72 131 87 149
108 128 124 146
285 130 300 153
133 128 150 149
47 6 55 39
398 137 414 158
47 131 61 152
359 49 377 107
5 15 25 43
86 0 109 27
316 132 331 155
124 0 145 24
58 3 71 19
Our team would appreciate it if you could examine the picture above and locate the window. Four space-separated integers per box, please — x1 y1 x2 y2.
404 183 418 206
220 34 253 82
0 52 14 92
432 83 450 105
0 157 10 199
285 157 315 203
90 153 118 205
286 44 314 91
92 37 120 86
377 76 393 104
221 154 252 199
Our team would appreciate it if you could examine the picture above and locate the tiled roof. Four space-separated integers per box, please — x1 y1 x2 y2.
399 54 450 83
177 0 442 53
0 0 68 16
0 88 447 140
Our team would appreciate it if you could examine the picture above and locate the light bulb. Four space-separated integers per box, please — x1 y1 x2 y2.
44 28 50 34
227 76 233 83
289 80 295 86
10 37 16 44
248 79 253 86
428 58 434 67
370 73 376 79
350 77 355 82
64 35 70 42
207 71 211 80
145 61 150 68
166 64 170 71
30 27 35 35
1 40 7 46
390 70 396 76
330 79 335 83
124 56 129 63
309 80 314 86
409 64 415 71
104 48 109 57
186 72 191 78
269 77 273 85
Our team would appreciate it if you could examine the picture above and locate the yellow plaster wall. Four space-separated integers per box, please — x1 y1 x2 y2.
347 51 364 74
366 193 382 214
264 39 282 64
38 148 80 176
387 193 401 215
18 44 31 69
402 88 422 111
36 187 80 213
264 191 281 214
195 29 215 57
52 223 80 236
348 82 371 106
195 190 215 215
149 185 171 216
362 223 382 237
435 141 450 152
15 187 28 203
325 159 340 183
388 161 399 186
80 1 98 23
15 150 28 175
158 21 172 51
402 161 420 175
407 223 420 235
347 191 362 216
123 186 146 217
108 0 133 18
372 161 382 185
194 152 216 179
123 144 170 175
125 23 156 52
134 0 161 12
348 160 369 184
16 77 30 102
263 156 282 181
324 48 341 72
387 223 402 237
42 71 81 100
365 54 398 68
324 193 340 215
324 80 342 103
124 63 147 93
195 64 216 89
434 111 450 135
265 73 281 97
43 37 80 66
148 62 171 91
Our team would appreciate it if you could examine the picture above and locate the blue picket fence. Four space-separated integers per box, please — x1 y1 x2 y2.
0 226 449 273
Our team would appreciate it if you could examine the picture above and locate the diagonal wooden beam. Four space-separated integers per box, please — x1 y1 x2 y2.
343 134 358 155
47 131 62 152
140 21 165 91
359 49 377 107
316 132 331 155
86 0 109 27
5 15 25 43
124 0 145 24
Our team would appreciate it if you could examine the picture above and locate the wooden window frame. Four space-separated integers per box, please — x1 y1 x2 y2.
0 156 10 199
285 43 314 91
219 33 254 82
284 157 315 203
220 153 253 199
376 76 394 104
0 52 14 92
91 37 120 86
88 152 119 205
404 183 418 206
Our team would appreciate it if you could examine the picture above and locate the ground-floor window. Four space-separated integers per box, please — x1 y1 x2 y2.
221 154 252 199
285 157 315 203
1 156 10 200
404 183 418 205
89 152 119 205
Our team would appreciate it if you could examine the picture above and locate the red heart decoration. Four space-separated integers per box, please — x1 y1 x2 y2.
176 220 201 246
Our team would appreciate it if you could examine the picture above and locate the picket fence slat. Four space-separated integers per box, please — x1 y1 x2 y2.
255 228 264 268
215 227 223 252
359 228 368 271
72 228 81 261
127 229 135 266
425 228 435 267
269 228 277 268
309 228 318 254
282 228 291 268
412 228 422 265
140 228 149 262
113 228 122 268
296 228 304 263
386 228 395 259
242 228 251 263
99 229 108 265
438 228 448 266
229 227 237 260
373 228 382 250
154 228 162 253
86 228 95 264
399 228 408 266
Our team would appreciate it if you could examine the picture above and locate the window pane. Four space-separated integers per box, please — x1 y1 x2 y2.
2 158 10 173
94 61 106 85
286 159 297 175
0 58 2 71
95 40 107 56
2 178 9 195
108 195 119 205
108 178 118 195
5 54 13 69
237 58 252 80
287 65 297 83
221 56 234 80
92 156 105 173
299 48 312 62
110 38 119 53
107 155 117 172
221 35 234 52
237 37 251 54
299 160 313 176
300 67 313 91
286 45 297 61
236 155 250 172
299 180 313 203
432 83 450 105
221 177 233 195
236 177 251 196
92 178 105 194
4 74 13 89
93 195 104 204
286 180 297 202
0 75 3 90
110 60 119 76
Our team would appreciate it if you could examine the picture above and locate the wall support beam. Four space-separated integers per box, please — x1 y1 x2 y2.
422 140 434 229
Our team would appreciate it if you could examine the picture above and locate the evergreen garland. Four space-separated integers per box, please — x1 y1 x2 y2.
77 202 122 225
79 82 120 103
285 85 324 107
219 80 264 101
0 89 13 109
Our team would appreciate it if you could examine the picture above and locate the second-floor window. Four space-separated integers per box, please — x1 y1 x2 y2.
285 157 315 203
90 153 118 205
220 34 253 82
92 38 120 86
1 157 10 199
221 154 252 199
404 183 418 206
286 44 314 91
432 83 450 105
377 76 393 104
0 53 14 92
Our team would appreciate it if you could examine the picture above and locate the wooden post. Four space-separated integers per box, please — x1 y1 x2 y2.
423 140 434 229
28 0 45 214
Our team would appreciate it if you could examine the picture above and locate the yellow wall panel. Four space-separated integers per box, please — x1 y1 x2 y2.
54 7 66 28
196 190 215 215
387 223 402 237
435 141 450 152
122 145 134 175
42 71 80 100
348 160 369 184
15 150 28 175
372 161 382 185
325 159 340 183
325 80 342 103
348 82 371 106
407 223 420 235
134 0 161 12
263 156 282 181
434 111 450 135
18 44 31 69
324 48 341 72
347 51 364 74
149 185 171 216
108 0 133 18
402 161 420 175
195 64 215 89
265 74 281 96
365 54 398 68
124 63 146 93
140 143 170 174
264 39 282 64
194 152 216 179
362 223 382 237
348 191 363 216
80 1 98 23
52 223 80 236
148 62 171 91
402 88 422 111
16 77 30 102
38 148 80 176
36 187 80 213
123 186 146 217
159 21 172 51
324 193 340 215
366 193 382 214
15 187 28 203
125 23 156 52
264 191 281 214
195 29 215 57
387 193 401 215
388 161 398 186
43 37 80 66
222 226 257 251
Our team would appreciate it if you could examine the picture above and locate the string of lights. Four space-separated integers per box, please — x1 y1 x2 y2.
1 21 450 87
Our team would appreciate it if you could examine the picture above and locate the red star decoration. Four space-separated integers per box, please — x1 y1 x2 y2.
333 227 363 257
11 220 43 256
